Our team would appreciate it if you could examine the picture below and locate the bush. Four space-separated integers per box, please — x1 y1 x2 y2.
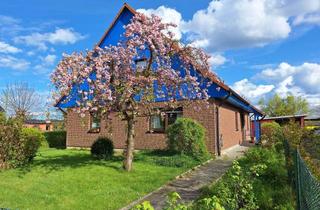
20 128 43 161
44 131 66 149
201 147 295 210
283 120 304 147
166 118 210 161
0 118 42 168
0 117 22 168
261 122 283 147
91 137 114 160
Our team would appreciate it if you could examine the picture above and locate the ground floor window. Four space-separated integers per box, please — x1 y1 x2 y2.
150 114 165 132
89 113 101 133
150 107 183 133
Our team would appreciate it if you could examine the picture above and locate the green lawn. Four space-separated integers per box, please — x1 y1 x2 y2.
0 148 200 210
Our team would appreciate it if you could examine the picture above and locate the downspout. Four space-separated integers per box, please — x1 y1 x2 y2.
253 111 265 144
215 91 232 156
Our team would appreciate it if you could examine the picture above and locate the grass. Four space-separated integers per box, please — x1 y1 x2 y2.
0 148 201 210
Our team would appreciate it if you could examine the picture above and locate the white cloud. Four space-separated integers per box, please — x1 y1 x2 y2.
14 28 85 50
139 0 320 51
233 62 320 106
137 6 183 40
258 62 320 94
0 15 19 25
182 0 293 51
232 78 275 100
0 55 30 70
293 13 320 26
33 54 57 75
0 15 21 34
0 41 21 53
43 54 56 65
209 53 227 68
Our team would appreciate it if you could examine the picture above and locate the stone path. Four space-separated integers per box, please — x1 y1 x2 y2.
121 144 251 210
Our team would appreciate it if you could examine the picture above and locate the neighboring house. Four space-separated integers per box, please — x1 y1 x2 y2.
0 106 4 113
24 119 53 132
55 4 263 155
305 115 320 128
251 114 307 139
260 114 306 127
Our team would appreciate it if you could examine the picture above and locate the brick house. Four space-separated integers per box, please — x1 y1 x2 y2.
55 4 263 155
24 119 54 132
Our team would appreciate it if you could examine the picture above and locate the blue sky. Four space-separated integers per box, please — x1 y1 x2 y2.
1 0 320 116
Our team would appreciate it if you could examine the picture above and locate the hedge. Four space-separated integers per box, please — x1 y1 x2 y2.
44 131 66 149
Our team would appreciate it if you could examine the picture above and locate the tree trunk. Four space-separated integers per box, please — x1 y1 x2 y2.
123 116 135 171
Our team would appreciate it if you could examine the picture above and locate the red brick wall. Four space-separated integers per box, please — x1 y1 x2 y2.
66 100 217 153
183 100 216 153
66 100 247 154
66 111 168 150
217 103 248 150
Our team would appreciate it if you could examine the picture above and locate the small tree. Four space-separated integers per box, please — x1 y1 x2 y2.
51 13 214 171
0 82 40 119
259 94 309 117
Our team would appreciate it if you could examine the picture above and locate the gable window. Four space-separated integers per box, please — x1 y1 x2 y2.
149 107 183 133
135 58 147 73
89 113 101 133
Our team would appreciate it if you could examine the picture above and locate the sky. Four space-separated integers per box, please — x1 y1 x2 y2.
0 0 320 117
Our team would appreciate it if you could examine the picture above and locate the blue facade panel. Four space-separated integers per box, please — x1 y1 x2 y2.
99 8 134 48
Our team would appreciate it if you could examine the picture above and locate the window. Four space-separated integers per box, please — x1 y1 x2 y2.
149 107 183 133
235 112 239 131
166 110 183 126
150 114 165 132
135 59 147 73
89 113 101 133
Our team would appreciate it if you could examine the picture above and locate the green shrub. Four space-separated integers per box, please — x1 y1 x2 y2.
202 147 295 210
166 118 210 161
283 120 304 147
44 131 66 149
0 118 42 168
20 128 43 161
0 117 22 168
261 122 283 148
91 137 114 160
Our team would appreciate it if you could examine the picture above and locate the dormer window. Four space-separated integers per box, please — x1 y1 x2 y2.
135 59 147 73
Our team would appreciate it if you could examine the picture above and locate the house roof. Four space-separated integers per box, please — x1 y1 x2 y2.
262 114 307 120
0 106 4 112
55 3 263 116
25 119 51 124
305 115 320 120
